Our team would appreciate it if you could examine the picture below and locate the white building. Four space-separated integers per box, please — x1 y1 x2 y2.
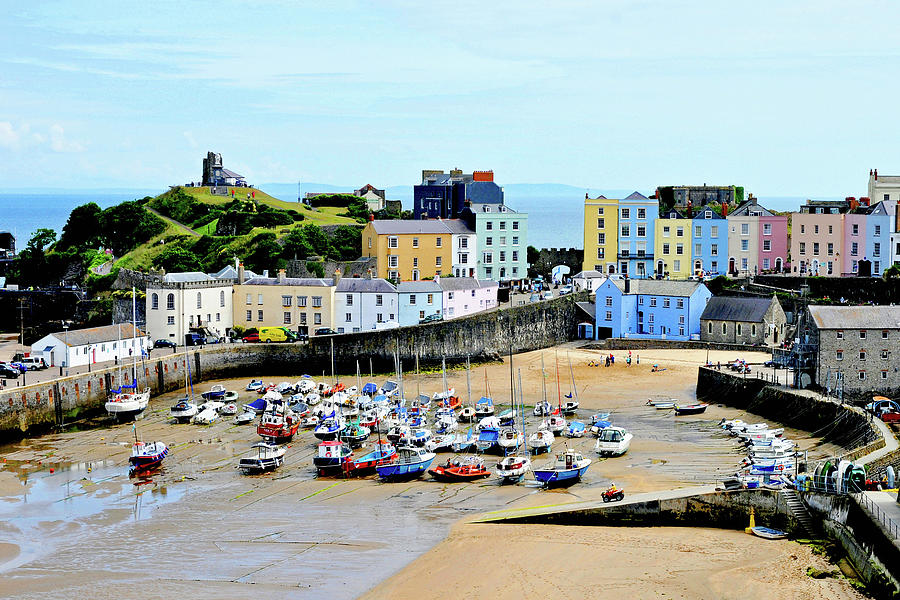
146 272 234 343
334 277 399 332
32 323 149 368
437 276 498 319
572 270 608 293
443 219 477 278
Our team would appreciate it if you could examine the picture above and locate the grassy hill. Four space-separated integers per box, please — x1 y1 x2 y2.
178 186 358 227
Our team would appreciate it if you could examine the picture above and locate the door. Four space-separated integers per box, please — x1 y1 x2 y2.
729 257 736 275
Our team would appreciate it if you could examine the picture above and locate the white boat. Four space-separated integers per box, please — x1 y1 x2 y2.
594 426 633 457
435 414 458 434
219 403 238 416
192 405 219 425
533 400 552 416
739 428 784 442
528 429 554 454
458 406 476 423
169 399 197 423
239 442 286 474
478 416 502 431
305 392 321 406
298 378 317 394
751 526 788 540
496 454 531 483
223 390 239 403
497 427 525 450
105 386 151 419
540 415 567 434
432 388 456 402
234 411 255 425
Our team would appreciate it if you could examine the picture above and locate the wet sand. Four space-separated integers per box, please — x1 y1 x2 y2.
0 346 855 599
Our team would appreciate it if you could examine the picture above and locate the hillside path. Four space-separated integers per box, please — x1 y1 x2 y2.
145 206 200 237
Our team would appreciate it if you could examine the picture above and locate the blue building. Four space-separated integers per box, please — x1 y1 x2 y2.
691 205 727 278
396 281 443 326
413 169 503 219
594 279 712 340
617 192 657 278
865 201 892 277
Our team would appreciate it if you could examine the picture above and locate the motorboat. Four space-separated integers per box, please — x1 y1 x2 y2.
289 401 310 418
532 400 552 417
169 399 198 423
234 411 255 425
562 398 579 415
475 397 495 418
340 422 371 449
275 382 293 395
376 446 437 482
565 421 586 438
219 403 238 416
201 384 227 400
496 454 531 483
409 428 434 448
386 424 411 445
540 415 567 434
478 416 501 431
435 414 458 435
314 415 345 441
426 433 457 453
313 440 353 475
199 400 225 413
458 406 476 423
361 382 378 397
192 405 219 425
594 426 633 457
246 380 264 392
428 455 491 482
528 429 554 454
305 392 321 406
298 377 317 394
105 384 150 420
674 403 708 416
244 397 269 414
343 441 397 476
129 440 168 470
239 442 286 474
652 402 675 410
450 429 477 453
497 427 525 451
223 390 240 403
257 407 300 443
533 449 591 487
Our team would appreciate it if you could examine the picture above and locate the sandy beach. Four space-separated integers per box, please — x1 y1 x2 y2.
0 345 860 599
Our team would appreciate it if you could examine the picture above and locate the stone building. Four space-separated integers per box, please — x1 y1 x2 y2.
803 305 900 398
146 272 234 343
700 295 787 346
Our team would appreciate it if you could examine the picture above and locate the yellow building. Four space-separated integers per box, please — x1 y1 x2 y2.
654 211 692 279
233 269 336 337
362 220 454 281
582 195 619 274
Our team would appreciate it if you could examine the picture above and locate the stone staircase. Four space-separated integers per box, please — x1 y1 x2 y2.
781 488 817 537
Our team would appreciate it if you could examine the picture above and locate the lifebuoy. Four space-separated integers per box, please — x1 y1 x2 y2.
325 450 332 457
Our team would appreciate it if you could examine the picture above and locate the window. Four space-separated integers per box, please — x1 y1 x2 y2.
859 371 866 381
874 243 881 257
650 298 657 307
246 310 252 321
763 223 772 235
763 258 770 269
436 237 443 247
676 299 684 309
216 312 220 322
151 293 159 310
258 294 264 305
663 226 670 237
345 312 352 322
695 243 702 255
388 236 398 248
707 322 713 335
828 225 833 234
882 371 889 380
813 242 820 255
245 293 252 305
695 226 702 238
597 218 605 229
673 260 681 271
679 315 685 324
409 294 417 305
881 350 889 360
741 239 749 251
621 225 630 237
639 296 645 305
499 251 506 261
460 237 468 249
413 257 419 267
312 296 322 308
257 310 264 321
300 313 307 324
486 237 493 246
419 311 425 319
314 313 321 325
604 296 613 307
741 223 749 235
737 323 742 336
512 236 519 245
621 208 630 219
663 298 670 308
676 227 684 237
597 207 604 215
605 311 612 321
800 224 806 234
875 225 881 236
850 242 857 256
711 261 718 271
344 294 353 307
499 221 507 230
814 225 819 234
389 256 398 268
376 313 383 323
637 208 646 219
500 237 506 246
676 244 683 255
722 322 727 335
637 226 646 237
711 243 718 256
196 292 202 309
763 240 771 251
649 314 655 323
298 296 307 307
448 291 455 300
282 295 292 307
167 316 175 325
860 330 867 339
649 325 654 334
860 351 867 361
284 312 292 324
799 242 806 255
711 226 718 237
436 256 442 267
375 294 383 306
663 243 670 255
368 237 372 249
741 258 748 270
836 349 844 361
486 221 493 231
412 237 419 248
167 293 175 310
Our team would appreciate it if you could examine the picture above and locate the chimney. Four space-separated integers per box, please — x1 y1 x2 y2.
860 196 870 207
870 169 873 176
238 261 245 284
875 169 878 180
334 268 342 286
277 268 286 283
849 197 859 211
722 201 729 217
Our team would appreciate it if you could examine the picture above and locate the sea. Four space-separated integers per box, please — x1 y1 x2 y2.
0 187 820 250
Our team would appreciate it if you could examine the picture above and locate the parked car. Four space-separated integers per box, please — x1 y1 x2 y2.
154 339 177 349
374 320 400 330
242 332 260 343
21 357 47 370
558 285 573 296
8 362 28 374
314 328 338 336
0 364 20 379
419 313 443 324
542 291 553 300
258 327 296 343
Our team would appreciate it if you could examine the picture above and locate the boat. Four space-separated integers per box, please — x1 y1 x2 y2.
562 399 579 415
129 426 168 470
201 384 227 400
865 396 900 422
298 377 318 394
565 420 586 438
314 413 345 441
426 433 457 453
496 455 531 483
594 426 633 456
257 406 300 443
653 402 675 410
497 407 517 426
305 392 321 406
191 405 219 425
376 446 437 481
478 415 501 431
223 390 240 403
498 427 525 451
649 399 677 407
458 406 476 423
562 353 580 415
386 424 411 445
428 455 491 482
361 382 378 396
533 449 592 487
244 397 269 414
239 442 286 474
340 422 371 449
674 403 708 416
435 414 458 434
344 441 397 476
313 440 353 475
246 379 264 392
219 403 238 416
540 415 567 434
409 428 434 447
105 383 151 420
528 429 554 454
533 400 552 417
234 411 255 425
476 427 500 454
750 526 788 540
169 398 197 423
475 396 495 418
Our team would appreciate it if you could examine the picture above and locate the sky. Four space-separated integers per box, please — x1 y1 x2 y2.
2 1 900 197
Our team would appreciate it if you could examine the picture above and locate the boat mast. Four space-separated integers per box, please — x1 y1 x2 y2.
556 351 562 409
132 285 138 386
466 355 471 412
540 353 548 408
330 338 335 386
416 349 420 401
568 351 578 402
517 369 525 454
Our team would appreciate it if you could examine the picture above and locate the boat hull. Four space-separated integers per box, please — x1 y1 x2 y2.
533 464 590 487
239 456 284 474
428 464 490 482
376 456 436 481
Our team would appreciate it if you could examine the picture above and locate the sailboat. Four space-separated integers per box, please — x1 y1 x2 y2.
475 370 495 419
458 358 476 423
128 424 167 470
562 352 579 414
496 370 531 483
533 354 552 416
170 355 197 423
105 290 150 420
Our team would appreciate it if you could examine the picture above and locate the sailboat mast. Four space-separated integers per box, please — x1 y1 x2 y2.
518 369 526 453
416 349 420 400
132 285 137 385
568 351 578 401
330 338 335 386
466 356 471 410
556 351 562 409
540 353 548 406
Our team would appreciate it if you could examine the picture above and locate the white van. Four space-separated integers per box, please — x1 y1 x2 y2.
22 357 47 370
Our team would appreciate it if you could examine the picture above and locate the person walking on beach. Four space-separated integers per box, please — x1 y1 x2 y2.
610 354 615 365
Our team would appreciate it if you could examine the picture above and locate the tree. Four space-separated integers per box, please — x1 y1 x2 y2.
15 228 58 286
883 264 900 280
328 225 363 261
98 201 166 256
58 203 102 251
153 246 202 272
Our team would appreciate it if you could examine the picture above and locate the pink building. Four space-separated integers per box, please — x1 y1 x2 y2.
842 212 867 275
436 277 498 320
757 215 788 273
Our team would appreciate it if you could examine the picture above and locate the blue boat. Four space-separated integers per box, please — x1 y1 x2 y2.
245 397 268 413
362 382 378 396
476 427 500 453
475 396 494 418
314 413 344 441
345 441 397 475
376 446 436 481
565 420 586 438
533 449 592 487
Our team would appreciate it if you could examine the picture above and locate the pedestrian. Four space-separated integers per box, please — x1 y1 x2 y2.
626 356 631 367
610 354 615 365
717 361 721 370
636 355 640 364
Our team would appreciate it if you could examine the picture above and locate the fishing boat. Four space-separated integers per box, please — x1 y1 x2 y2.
565 420 586 438
674 403 709 416
169 399 197 423
313 440 353 475
234 411 255 425
594 426 633 456
340 422 370 449
376 446 437 482
201 384 227 400
314 413 345 441
246 379 264 392
750 526 788 540
129 426 168 470
257 406 300 443
105 382 151 420
528 429 554 454
496 455 531 483
540 415 567 434
343 441 397 476
428 456 491 482
533 449 592 487
239 442 286 474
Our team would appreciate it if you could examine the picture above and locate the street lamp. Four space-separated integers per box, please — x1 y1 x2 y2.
63 321 70 376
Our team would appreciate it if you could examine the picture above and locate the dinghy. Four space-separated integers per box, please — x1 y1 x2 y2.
129 426 168 471
428 455 491 482
201 384 227 400
674 403 708 416
234 411 255 425
750 526 787 540
192 405 219 425
246 379 264 392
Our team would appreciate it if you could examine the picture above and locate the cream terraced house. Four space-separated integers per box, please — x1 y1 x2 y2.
146 272 234 343
232 270 336 337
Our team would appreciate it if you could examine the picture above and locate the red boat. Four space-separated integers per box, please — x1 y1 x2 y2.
341 441 396 476
257 409 300 443
428 456 491 482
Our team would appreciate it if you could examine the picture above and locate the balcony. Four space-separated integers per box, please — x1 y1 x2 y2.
617 252 653 260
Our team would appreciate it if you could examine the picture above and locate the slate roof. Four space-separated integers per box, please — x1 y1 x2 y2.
243 277 334 287
623 191 650 201
808 306 900 330
163 272 210 283
440 219 475 234
369 220 451 235
573 270 605 279
397 281 442 293
46 323 146 347
700 296 773 323
336 278 397 293
608 279 704 297
437 277 495 291
212 265 259 280
576 301 596 321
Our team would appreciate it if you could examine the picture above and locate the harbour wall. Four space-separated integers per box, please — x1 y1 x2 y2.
695 367 881 451
584 338 761 354
0 292 586 440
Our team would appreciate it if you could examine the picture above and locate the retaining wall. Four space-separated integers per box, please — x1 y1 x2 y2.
584 338 764 354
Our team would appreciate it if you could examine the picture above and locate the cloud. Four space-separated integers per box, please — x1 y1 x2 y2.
0 121 84 152
183 131 198 149
49 124 85 152
0 122 19 148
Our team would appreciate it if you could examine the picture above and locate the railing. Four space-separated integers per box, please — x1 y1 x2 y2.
854 492 900 541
